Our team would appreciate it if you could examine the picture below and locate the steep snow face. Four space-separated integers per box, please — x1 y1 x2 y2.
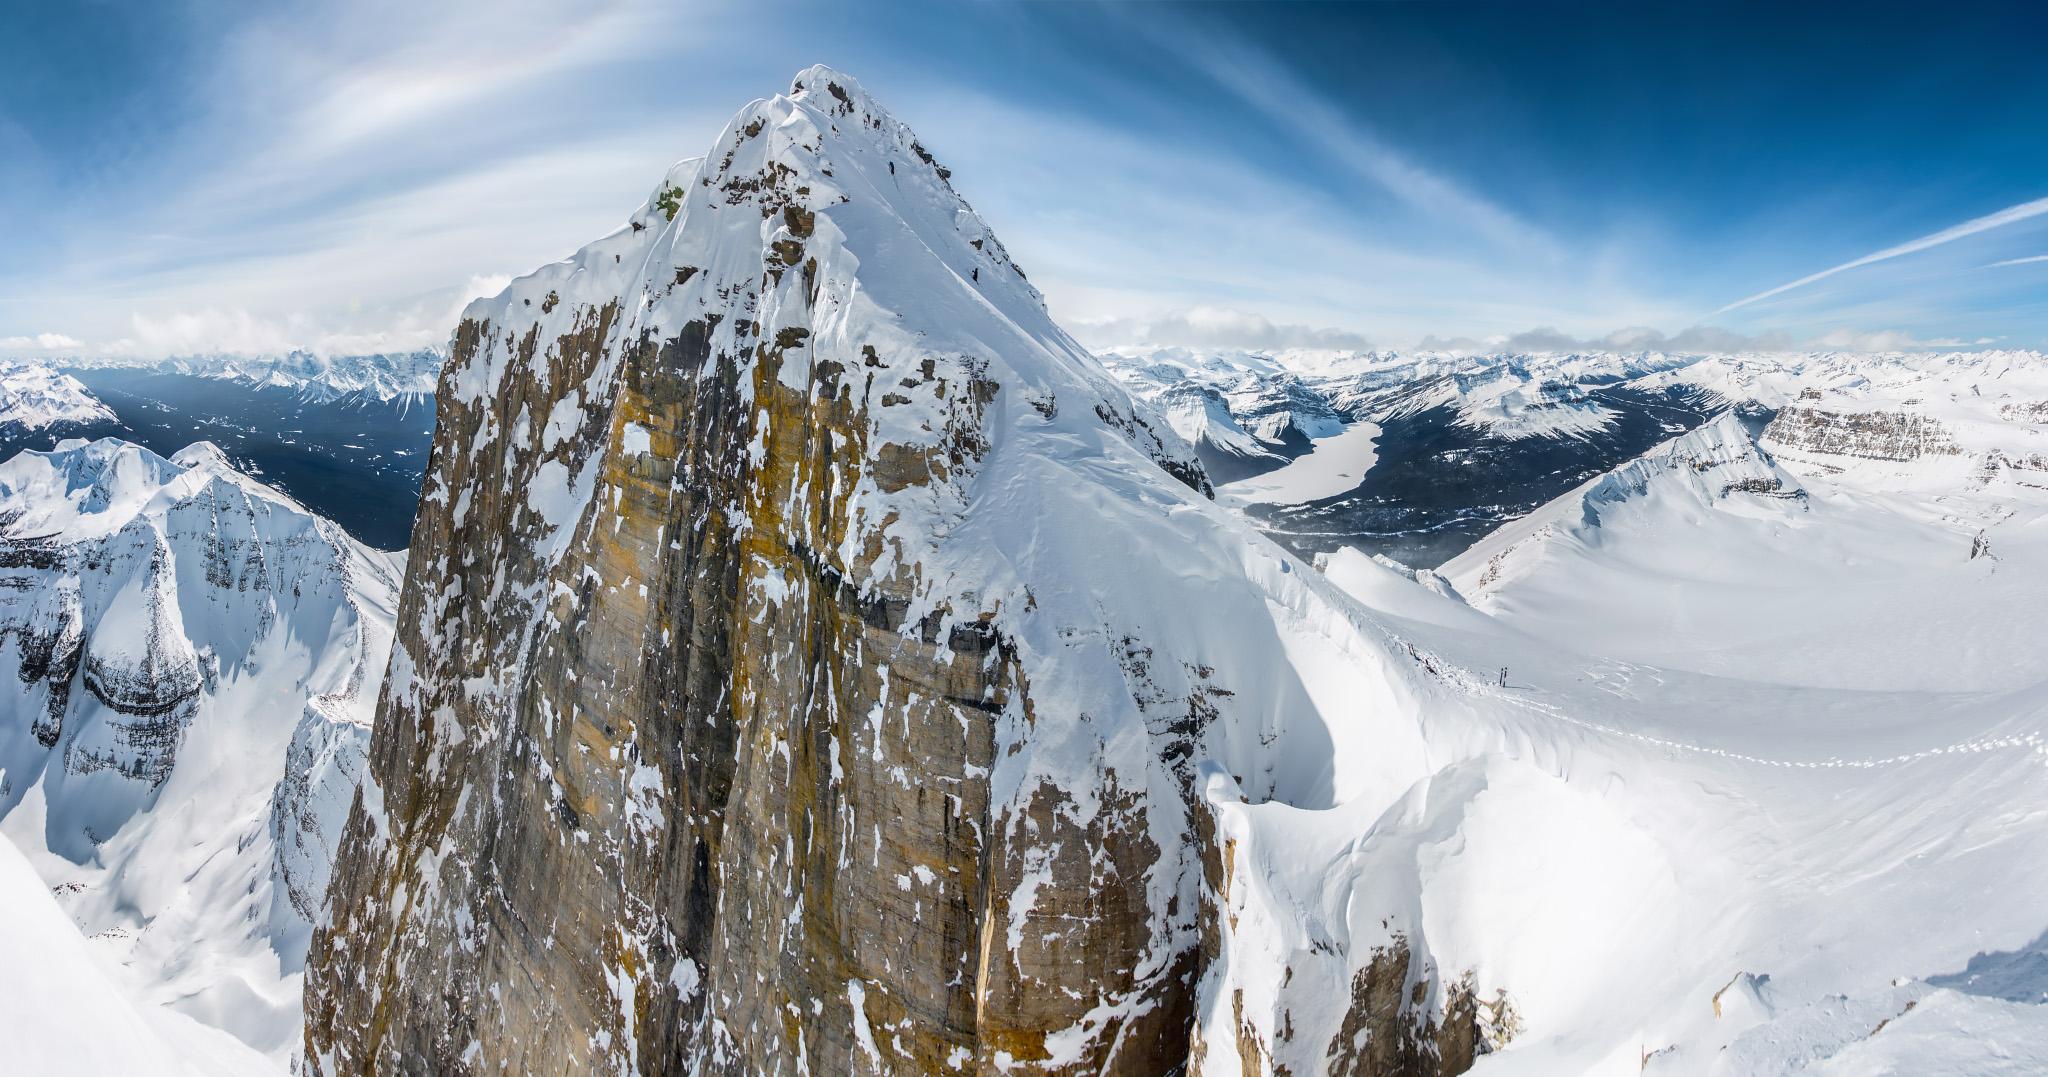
305 65 1524 1075
1445 413 1805 602
0 360 116 432
0 437 398 1065
68 349 445 403
1157 380 1283 467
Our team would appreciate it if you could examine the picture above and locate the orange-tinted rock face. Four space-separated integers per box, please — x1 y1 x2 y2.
303 66 1222 1075
304 65 1481 1077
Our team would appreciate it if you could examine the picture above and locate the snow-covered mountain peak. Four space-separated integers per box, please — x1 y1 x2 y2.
169 439 234 470
453 61 1204 548
0 360 115 433
1 438 189 537
0 436 398 1063
0 437 325 545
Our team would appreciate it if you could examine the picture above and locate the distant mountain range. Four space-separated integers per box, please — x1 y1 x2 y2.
1098 345 2048 566
0 361 118 433
63 348 444 404
0 355 440 550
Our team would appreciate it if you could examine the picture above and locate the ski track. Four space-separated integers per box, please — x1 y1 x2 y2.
1480 675 2048 771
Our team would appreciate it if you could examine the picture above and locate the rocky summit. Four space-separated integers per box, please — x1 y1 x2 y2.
302 66 1498 1074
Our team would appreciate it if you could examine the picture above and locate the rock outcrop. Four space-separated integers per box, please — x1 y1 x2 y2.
1761 405 1961 463
306 66 1485 1076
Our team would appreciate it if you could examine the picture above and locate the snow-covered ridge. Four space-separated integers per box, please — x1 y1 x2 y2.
1443 412 1804 599
0 360 115 432
66 348 445 402
0 437 397 1066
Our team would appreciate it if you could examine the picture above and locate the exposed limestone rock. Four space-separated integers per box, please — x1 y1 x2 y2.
1761 406 1961 462
307 65 1467 1077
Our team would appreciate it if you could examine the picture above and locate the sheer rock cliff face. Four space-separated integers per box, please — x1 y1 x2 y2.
306 68 1216 1076
307 67 1477 1076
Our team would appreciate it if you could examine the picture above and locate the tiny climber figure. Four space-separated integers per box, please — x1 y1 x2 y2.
1498 667 1509 688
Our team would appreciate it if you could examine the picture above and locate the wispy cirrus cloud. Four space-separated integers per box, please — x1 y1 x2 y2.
1154 29 1558 259
1717 195 2048 313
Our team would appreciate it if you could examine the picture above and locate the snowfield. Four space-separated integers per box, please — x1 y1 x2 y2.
1298 355 2048 1074
0 832 275 1076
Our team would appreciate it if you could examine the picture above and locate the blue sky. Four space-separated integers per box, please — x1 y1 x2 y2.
3 0 2045 357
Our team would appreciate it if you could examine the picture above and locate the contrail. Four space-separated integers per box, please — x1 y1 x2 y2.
1990 254 2048 267
1717 194 2048 314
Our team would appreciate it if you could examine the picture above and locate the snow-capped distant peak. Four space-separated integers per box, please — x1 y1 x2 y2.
64 349 446 402
0 361 114 432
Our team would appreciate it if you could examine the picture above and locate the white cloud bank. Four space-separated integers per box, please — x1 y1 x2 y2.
1069 306 1373 351
1416 324 2003 355
0 333 84 353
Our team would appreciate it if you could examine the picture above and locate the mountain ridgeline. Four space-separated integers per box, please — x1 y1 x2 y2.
303 67 1492 1074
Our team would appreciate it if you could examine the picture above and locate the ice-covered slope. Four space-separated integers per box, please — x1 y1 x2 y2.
302 66 1544 1075
0 360 116 432
0 437 399 1065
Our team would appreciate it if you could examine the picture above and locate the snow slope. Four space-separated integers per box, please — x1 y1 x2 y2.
0 438 398 1066
1445 371 2048 692
0 832 276 1076
1278 361 2048 1073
